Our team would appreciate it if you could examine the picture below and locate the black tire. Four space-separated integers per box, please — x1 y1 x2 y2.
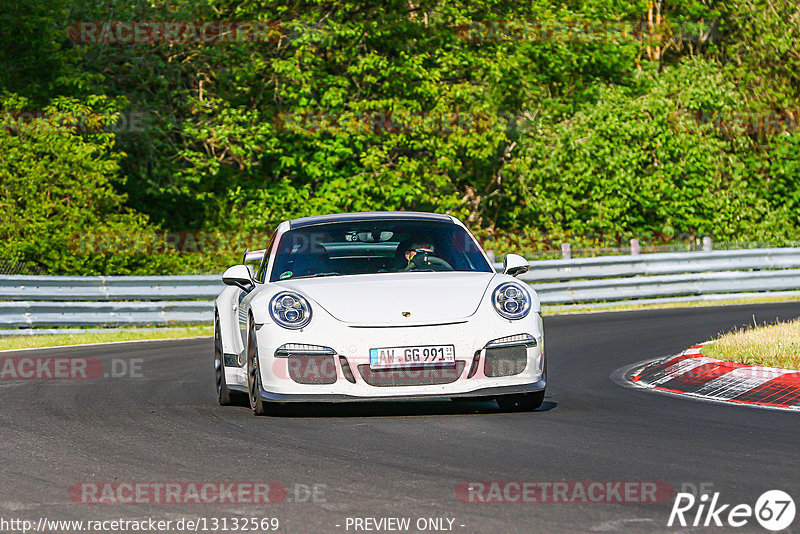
246 315 271 416
214 311 233 406
496 390 545 412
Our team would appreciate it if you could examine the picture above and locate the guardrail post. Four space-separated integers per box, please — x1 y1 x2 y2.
703 236 713 252
630 239 640 255
561 243 571 260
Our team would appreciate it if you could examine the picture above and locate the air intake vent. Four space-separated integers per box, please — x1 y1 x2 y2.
484 346 527 377
288 355 338 385
357 362 465 387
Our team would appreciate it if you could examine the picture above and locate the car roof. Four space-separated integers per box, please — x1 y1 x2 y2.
288 211 455 229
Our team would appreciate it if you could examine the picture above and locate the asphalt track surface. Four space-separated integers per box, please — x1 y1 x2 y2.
2 302 800 534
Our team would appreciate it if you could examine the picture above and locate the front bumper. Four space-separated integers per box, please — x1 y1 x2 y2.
256 379 546 403
244 306 545 402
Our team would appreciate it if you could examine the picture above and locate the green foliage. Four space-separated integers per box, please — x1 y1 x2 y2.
510 59 740 240
0 0 798 274
0 95 185 274
0 0 68 103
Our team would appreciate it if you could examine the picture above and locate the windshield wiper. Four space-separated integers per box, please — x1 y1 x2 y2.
313 272 341 278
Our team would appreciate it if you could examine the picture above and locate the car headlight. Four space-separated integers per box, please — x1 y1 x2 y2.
269 292 312 329
492 282 531 320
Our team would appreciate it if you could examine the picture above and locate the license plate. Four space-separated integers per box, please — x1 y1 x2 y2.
369 345 455 370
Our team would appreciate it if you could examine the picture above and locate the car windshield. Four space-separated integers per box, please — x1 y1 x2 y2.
269 219 492 282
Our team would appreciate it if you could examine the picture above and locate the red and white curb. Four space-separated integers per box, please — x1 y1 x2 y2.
627 343 800 411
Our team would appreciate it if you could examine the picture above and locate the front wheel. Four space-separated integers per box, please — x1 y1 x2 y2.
496 390 545 412
246 316 272 416
215 311 247 406
215 311 233 406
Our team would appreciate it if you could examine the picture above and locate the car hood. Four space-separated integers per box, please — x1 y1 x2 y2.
278 272 496 326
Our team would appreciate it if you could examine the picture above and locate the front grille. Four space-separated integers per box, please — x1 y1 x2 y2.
483 346 528 377
288 355 338 385
357 361 466 387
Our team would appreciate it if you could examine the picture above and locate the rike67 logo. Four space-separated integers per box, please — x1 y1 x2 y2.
669 490 796 531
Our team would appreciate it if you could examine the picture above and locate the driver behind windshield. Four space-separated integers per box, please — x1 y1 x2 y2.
395 238 453 271
402 240 435 270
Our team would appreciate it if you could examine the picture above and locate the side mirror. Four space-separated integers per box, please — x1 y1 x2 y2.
503 254 529 277
222 264 254 292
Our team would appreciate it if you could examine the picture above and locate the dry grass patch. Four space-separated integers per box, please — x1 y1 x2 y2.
702 317 800 370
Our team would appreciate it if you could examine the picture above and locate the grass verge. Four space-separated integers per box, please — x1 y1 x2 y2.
702 317 800 370
0 325 212 352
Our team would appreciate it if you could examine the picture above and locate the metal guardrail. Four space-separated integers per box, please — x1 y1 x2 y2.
0 248 798 330
493 248 800 281
0 301 213 327
0 275 220 301
531 269 800 304
493 248 800 304
0 274 222 328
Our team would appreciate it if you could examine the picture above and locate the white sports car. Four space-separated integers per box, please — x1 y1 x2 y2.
214 211 546 415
